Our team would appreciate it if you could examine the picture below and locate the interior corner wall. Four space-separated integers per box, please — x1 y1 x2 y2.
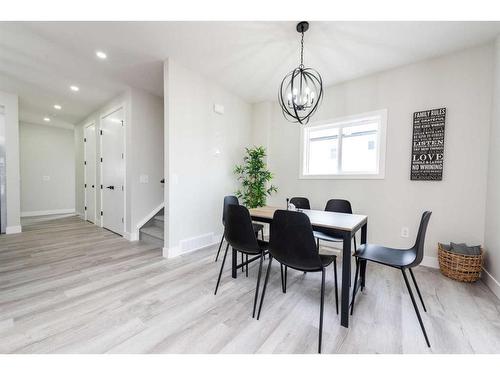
251 101 273 151
484 36 500 298
0 90 21 233
164 58 252 256
253 43 494 264
19 122 75 215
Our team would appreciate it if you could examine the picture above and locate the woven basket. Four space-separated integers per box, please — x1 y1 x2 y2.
438 243 483 283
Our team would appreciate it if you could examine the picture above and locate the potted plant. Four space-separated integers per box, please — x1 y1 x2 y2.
234 146 278 208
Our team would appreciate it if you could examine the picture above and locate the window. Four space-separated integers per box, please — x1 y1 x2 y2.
300 109 387 179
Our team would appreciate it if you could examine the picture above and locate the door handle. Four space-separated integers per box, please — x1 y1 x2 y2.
160 179 165 184
91 185 95 188
106 185 115 190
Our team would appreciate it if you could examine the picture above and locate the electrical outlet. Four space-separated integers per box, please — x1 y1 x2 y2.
401 227 409 238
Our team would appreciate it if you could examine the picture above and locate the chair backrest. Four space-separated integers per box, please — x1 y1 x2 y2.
410 211 432 267
290 197 311 210
224 204 261 255
324 199 352 214
321 199 353 238
222 195 239 225
269 210 323 271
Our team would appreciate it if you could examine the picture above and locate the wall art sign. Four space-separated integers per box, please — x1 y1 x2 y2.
411 107 446 181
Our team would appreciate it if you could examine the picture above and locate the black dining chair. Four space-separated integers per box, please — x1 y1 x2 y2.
257 210 338 353
214 205 268 317
350 211 432 347
276 198 356 293
215 196 264 275
289 197 311 210
313 199 356 251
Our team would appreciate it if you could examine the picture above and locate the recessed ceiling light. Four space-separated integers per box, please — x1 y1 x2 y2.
43 117 51 122
54 104 62 110
96 50 107 59
70 85 79 92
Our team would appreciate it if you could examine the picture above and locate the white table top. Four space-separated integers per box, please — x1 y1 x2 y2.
249 206 367 232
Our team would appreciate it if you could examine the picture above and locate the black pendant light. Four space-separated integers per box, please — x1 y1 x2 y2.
279 21 323 125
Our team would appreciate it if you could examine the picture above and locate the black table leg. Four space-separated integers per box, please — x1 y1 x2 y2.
232 248 237 279
341 230 352 328
360 222 367 289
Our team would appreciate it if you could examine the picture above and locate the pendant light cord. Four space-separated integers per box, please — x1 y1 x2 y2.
300 31 304 69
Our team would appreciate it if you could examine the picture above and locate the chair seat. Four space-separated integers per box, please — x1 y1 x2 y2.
257 239 269 251
319 254 336 268
252 223 264 233
313 230 342 242
355 244 417 268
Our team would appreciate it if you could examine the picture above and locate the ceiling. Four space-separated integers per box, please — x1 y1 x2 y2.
1 21 500 127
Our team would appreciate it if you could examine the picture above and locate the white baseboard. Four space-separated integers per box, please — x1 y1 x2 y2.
135 202 164 240
5 225 22 234
420 256 439 269
163 233 220 258
482 267 500 301
21 208 75 217
123 232 139 242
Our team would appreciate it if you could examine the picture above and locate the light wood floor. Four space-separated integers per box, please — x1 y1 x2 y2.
1 216 499 354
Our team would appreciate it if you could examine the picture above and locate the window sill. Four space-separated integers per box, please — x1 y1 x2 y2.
299 173 385 180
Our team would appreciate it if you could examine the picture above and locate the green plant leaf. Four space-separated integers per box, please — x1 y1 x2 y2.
233 146 278 209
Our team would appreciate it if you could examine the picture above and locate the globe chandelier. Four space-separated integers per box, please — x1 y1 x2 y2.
279 21 323 125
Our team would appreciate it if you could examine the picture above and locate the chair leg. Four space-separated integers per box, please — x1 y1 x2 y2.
284 265 288 293
409 268 427 312
401 268 431 348
257 256 273 320
214 243 230 295
333 257 339 315
319 268 326 354
317 238 320 250
280 264 285 292
261 228 264 240
353 236 357 252
241 253 244 274
350 258 360 315
252 254 264 318
215 234 224 262
246 255 249 277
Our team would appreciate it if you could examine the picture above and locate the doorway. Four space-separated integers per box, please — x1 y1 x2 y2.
84 122 97 223
100 107 125 235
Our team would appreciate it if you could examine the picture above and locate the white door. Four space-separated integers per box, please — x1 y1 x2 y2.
84 123 96 223
101 108 125 235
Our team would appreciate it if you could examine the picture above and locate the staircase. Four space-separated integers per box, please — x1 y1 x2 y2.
139 208 164 247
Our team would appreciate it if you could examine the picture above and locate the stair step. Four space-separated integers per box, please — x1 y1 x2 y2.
140 231 164 247
140 225 164 240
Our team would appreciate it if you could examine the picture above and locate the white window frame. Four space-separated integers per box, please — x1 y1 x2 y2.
299 109 387 180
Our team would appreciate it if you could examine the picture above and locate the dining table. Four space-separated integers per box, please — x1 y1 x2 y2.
231 206 368 329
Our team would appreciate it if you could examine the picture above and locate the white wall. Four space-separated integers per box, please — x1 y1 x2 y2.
19 122 75 215
129 88 164 238
484 37 500 298
75 87 164 239
253 44 494 263
164 58 252 256
0 90 21 233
